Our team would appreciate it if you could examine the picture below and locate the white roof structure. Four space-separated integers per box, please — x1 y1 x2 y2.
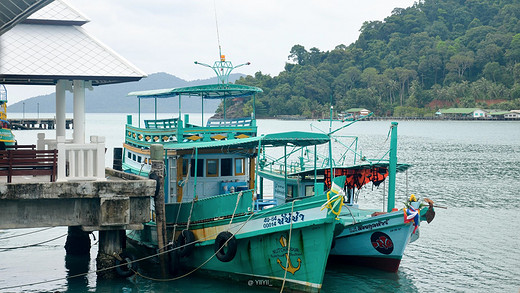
0 0 53 35
0 0 146 86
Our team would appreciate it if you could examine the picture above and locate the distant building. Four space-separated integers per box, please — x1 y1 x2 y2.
438 108 487 118
343 108 371 119
504 110 520 119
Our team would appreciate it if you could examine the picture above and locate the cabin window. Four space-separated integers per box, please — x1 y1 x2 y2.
127 152 131 159
235 158 245 175
221 158 232 176
137 156 142 163
132 154 136 161
206 159 218 177
305 185 314 197
287 185 294 198
190 159 204 177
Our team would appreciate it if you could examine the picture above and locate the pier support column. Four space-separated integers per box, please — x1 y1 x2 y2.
96 230 126 279
56 80 70 139
65 226 91 255
73 80 86 144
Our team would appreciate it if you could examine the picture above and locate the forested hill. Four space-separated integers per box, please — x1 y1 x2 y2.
230 0 520 118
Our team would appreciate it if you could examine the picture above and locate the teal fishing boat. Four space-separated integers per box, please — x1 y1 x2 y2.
0 85 16 148
122 57 342 291
256 115 436 272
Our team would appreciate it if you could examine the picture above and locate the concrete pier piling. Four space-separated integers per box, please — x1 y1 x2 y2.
0 168 156 279
65 226 91 255
96 230 126 279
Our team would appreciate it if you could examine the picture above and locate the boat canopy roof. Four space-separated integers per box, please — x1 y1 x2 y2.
291 163 412 177
163 131 330 150
128 83 263 100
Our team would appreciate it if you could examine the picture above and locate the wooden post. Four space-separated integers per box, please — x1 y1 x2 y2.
150 144 168 277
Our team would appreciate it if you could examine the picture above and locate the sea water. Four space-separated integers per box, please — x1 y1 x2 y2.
1 114 519 292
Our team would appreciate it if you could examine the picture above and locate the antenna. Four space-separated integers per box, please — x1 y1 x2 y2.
213 0 222 59
194 1 251 84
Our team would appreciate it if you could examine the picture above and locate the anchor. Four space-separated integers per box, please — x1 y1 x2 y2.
276 236 301 275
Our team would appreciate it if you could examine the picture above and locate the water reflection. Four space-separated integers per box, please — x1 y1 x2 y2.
64 254 90 292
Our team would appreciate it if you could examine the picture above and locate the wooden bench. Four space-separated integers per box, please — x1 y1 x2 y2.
0 149 58 183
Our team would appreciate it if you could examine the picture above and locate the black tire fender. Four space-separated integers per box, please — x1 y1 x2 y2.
115 251 137 278
176 229 195 257
214 231 237 262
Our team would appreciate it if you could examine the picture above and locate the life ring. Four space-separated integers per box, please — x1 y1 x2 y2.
214 231 237 262
176 229 195 257
115 251 137 278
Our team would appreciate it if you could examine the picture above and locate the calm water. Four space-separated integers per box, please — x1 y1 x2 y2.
1 114 519 292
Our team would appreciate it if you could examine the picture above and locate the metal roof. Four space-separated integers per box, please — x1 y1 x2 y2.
128 83 263 99
440 108 481 114
163 131 330 150
24 0 89 25
0 0 146 86
0 0 53 36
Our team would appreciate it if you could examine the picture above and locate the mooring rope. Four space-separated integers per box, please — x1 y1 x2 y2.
0 227 54 240
0 206 275 291
0 233 66 251
131 210 256 282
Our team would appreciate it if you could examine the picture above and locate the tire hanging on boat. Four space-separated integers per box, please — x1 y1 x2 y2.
176 229 195 257
115 251 137 278
214 231 237 262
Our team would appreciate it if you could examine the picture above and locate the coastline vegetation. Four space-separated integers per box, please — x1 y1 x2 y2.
219 0 520 118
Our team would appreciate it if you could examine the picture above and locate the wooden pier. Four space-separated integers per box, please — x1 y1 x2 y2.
8 118 73 130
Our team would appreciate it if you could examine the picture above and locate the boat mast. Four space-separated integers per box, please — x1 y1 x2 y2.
387 122 398 212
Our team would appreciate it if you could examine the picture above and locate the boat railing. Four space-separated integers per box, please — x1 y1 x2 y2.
144 118 179 129
206 117 253 127
125 124 177 147
37 133 106 182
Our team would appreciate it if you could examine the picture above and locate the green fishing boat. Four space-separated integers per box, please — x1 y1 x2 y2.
122 57 342 291
256 114 436 272
0 85 16 149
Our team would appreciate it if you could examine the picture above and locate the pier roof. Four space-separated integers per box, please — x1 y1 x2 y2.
0 0 146 86
0 0 52 35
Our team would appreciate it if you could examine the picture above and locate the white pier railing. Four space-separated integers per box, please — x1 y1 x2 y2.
37 133 106 182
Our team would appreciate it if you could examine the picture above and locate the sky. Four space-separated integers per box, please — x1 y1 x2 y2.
7 0 416 104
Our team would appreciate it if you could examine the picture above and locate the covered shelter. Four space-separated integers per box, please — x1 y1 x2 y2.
0 0 146 180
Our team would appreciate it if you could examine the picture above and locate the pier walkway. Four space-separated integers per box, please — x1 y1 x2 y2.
0 168 154 231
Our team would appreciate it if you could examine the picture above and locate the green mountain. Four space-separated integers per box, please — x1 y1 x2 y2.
232 0 520 118
8 72 244 113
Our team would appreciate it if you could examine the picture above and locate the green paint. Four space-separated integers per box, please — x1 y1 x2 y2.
387 122 398 212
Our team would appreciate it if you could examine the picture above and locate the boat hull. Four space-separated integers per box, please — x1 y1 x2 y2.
329 210 417 272
128 197 338 292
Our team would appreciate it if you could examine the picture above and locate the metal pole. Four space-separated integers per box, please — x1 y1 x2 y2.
387 122 398 212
